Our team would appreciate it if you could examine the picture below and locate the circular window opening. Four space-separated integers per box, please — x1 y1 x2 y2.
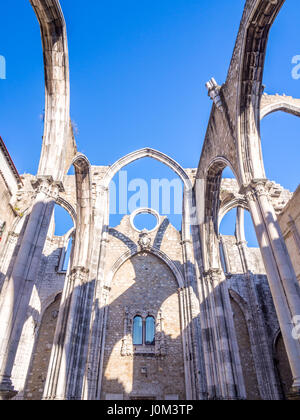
130 208 160 233
134 213 157 232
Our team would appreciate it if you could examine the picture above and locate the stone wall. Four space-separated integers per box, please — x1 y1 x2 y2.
23 294 62 400
101 253 185 400
278 185 300 283
230 298 261 400
0 159 296 400
101 215 186 400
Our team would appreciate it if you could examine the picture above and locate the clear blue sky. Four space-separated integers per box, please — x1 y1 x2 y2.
0 0 299 239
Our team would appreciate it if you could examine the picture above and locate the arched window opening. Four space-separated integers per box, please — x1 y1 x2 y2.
244 210 259 248
53 204 74 237
222 166 236 179
218 164 264 274
133 316 143 345
261 113 300 192
134 212 158 232
219 208 237 237
145 316 155 345
132 315 156 346
62 236 73 272
262 1 300 192
67 165 75 176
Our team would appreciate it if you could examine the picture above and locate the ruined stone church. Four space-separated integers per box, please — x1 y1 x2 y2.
0 0 299 401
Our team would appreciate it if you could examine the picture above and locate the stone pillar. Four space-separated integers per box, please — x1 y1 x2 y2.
244 180 300 398
0 177 63 399
202 269 240 400
43 155 93 401
43 266 90 400
235 207 281 399
235 207 249 273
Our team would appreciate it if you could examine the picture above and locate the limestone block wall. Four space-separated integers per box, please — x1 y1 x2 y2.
230 298 261 400
10 233 67 398
221 235 266 274
0 160 295 400
101 253 185 400
228 272 293 400
23 294 62 400
0 175 16 239
278 185 300 283
101 216 186 400
105 216 184 275
220 230 292 399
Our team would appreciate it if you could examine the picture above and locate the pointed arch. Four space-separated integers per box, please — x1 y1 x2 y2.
30 0 75 181
261 96 300 120
105 247 185 290
102 148 192 191
204 157 239 227
71 153 93 268
235 0 286 182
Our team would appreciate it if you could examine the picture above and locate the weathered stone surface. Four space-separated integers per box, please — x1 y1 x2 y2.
278 186 300 284
0 0 299 401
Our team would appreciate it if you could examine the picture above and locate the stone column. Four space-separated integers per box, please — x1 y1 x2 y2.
235 206 281 399
0 177 63 400
235 207 249 273
202 268 240 400
244 180 300 397
43 155 93 401
43 266 90 400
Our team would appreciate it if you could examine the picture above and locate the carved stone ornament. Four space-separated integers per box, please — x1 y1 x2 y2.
138 231 152 251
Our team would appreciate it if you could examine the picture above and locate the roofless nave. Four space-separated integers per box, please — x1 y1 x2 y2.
0 0 299 400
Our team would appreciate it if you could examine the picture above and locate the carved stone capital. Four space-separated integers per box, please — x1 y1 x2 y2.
203 268 222 284
70 266 90 286
240 179 269 201
31 176 65 199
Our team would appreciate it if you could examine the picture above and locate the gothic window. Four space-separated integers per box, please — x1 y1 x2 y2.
132 315 156 346
145 316 155 345
133 316 143 345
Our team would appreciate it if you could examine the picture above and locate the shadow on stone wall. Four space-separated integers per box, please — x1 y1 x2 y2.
1 218 293 401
